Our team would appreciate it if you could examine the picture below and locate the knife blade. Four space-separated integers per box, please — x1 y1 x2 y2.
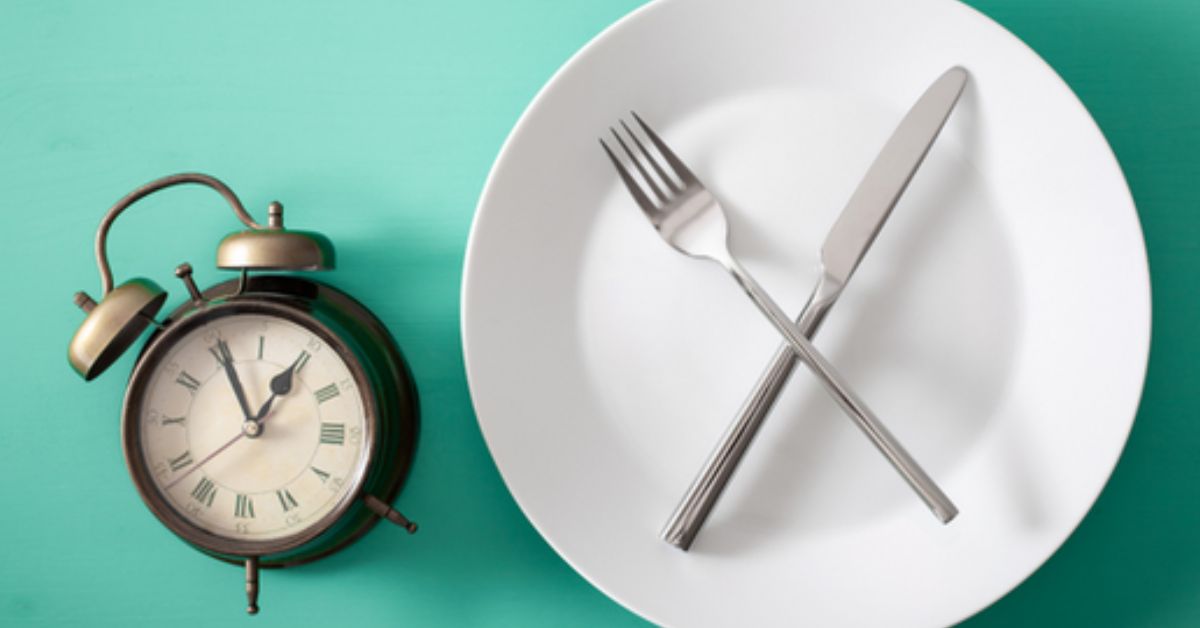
661 66 970 550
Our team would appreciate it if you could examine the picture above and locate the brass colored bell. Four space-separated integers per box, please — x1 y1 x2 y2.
68 278 167 380
216 201 335 271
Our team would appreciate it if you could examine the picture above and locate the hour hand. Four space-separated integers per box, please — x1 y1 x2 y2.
211 338 255 421
252 353 304 420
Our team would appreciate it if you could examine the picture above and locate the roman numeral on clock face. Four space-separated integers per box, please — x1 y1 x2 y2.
276 489 299 512
176 371 201 393
168 451 193 472
311 466 331 483
320 422 345 445
140 313 370 542
314 383 339 403
295 350 311 373
191 477 216 508
235 494 255 519
209 343 227 366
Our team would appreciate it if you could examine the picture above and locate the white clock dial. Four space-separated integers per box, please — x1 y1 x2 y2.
134 313 368 542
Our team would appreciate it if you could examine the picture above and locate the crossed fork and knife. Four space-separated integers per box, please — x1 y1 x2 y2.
600 67 969 550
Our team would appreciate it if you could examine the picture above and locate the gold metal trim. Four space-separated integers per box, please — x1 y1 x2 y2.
216 228 335 271
68 279 167 380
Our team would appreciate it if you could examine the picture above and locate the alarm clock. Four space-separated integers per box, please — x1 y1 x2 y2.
67 173 419 614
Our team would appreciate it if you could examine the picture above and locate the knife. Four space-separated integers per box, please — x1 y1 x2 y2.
661 66 970 550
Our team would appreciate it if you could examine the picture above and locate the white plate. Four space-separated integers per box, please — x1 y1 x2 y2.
462 0 1150 625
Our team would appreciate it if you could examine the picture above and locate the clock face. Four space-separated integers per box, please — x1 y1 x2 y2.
129 310 371 547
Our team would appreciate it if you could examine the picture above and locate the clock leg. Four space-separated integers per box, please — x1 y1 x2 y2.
364 494 418 534
245 556 260 615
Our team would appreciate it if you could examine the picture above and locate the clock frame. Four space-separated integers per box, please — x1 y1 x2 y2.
122 275 418 567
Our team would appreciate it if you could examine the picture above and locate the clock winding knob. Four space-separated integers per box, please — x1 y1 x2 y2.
174 263 204 305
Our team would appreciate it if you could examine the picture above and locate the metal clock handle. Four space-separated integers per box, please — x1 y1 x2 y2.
92 173 261 295
68 171 334 382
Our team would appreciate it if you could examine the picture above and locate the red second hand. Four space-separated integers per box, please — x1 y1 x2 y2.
164 427 246 491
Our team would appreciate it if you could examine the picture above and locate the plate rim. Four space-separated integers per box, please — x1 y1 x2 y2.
461 0 1153 624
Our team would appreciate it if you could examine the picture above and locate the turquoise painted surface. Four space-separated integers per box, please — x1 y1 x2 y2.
0 1 1195 625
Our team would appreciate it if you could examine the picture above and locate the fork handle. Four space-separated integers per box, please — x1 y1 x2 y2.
712 260 956 529
661 274 839 550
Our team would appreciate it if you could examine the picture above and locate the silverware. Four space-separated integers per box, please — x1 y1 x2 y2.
600 110 957 543
658 67 971 550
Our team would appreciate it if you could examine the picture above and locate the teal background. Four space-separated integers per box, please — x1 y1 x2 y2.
0 0 1195 625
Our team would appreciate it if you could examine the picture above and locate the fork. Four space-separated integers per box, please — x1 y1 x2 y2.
600 112 957 529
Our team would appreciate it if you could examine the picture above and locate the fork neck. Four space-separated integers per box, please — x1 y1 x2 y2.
663 200 731 263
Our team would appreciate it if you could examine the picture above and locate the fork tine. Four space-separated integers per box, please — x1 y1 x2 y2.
631 111 697 184
599 137 658 218
610 126 668 204
620 119 682 195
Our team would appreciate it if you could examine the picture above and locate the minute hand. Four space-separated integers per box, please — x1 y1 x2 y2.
661 66 970 550
212 338 256 421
